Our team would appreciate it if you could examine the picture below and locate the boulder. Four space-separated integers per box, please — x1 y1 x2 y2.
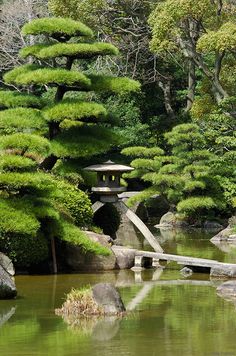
210 264 236 278
0 253 15 276
0 265 17 299
65 231 116 271
113 199 145 249
217 281 236 301
203 221 223 230
111 246 136 269
92 283 125 315
159 212 176 227
228 234 236 240
156 211 189 228
210 226 234 242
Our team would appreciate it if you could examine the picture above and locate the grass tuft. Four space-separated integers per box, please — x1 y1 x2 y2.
56 287 104 318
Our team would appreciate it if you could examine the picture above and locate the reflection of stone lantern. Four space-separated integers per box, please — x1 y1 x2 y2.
84 160 133 203
84 161 163 253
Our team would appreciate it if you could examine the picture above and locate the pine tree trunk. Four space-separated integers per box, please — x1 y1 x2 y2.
186 59 196 112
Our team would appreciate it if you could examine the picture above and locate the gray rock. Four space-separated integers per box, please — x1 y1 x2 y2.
210 264 236 278
0 265 17 299
92 283 125 315
159 212 176 227
114 199 146 249
0 253 15 276
217 281 236 301
210 226 234 242
65 231 116 271
203 221 223 230
112 246 136 269
157 212 189 228
229 216 236 228
180 267 193 277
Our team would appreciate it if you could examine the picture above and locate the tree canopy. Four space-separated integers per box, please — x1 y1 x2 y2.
0 15 141 269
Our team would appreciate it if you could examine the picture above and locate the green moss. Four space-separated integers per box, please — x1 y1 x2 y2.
20 42 118 59
44 100 108 123
21 17 93 38
0 91 44 109
0 108 46 132
88 75 141 94
13 68 91 88
0 133 51 157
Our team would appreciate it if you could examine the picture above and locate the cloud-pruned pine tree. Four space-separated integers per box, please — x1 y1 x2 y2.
0 16 140 269
122 124 227 222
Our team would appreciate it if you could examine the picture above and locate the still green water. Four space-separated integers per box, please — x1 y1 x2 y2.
1 229 236 356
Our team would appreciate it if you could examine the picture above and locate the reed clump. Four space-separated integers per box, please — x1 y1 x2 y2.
55 286 104 318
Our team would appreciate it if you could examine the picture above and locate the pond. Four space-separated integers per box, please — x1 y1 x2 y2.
1 228 236 356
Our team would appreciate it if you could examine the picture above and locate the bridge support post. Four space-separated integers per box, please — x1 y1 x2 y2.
131 255 145 272
152 258 161 268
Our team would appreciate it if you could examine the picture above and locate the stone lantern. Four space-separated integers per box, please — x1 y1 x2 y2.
83 160 163 253
84 160 133 203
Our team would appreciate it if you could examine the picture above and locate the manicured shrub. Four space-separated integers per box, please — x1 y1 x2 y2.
55 180 93 227
0 232 49 268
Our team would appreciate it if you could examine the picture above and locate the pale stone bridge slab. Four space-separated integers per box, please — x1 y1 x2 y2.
132 250 236 277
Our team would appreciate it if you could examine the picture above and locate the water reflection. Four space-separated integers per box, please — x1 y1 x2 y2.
0 306 16 328
217 281 236 307
1 270 236 356
211 240 236 253
154 227 234 263
2 227 236 355
59 314 122 342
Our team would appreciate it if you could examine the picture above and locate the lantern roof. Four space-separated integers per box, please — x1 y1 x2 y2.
84 160 134 172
